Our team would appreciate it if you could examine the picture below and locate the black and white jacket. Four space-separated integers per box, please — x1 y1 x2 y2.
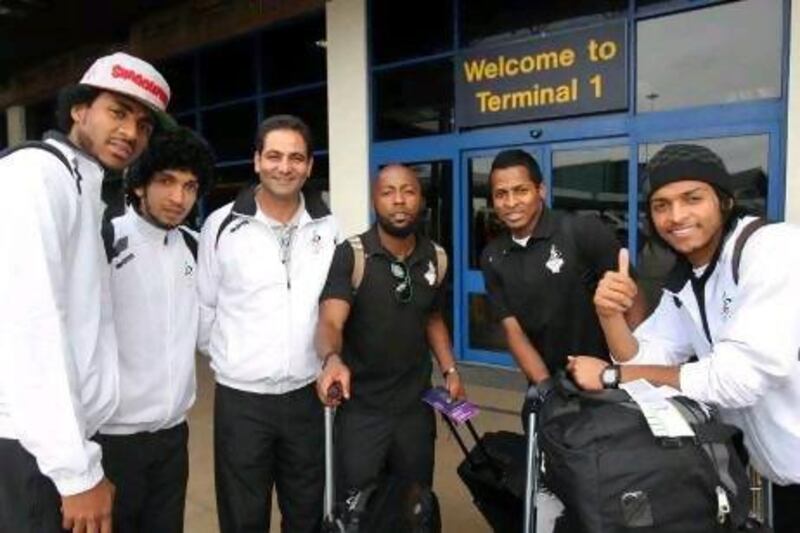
101 208 198 435
621 216 800 485
197 186 340 394
0 132 119 495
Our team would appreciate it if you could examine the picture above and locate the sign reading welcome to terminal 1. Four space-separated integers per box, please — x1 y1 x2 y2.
456 21 628 129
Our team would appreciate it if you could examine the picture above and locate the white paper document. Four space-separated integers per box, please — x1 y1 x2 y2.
620 379 696 438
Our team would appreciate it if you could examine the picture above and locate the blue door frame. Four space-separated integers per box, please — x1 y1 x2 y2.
371 97 786 367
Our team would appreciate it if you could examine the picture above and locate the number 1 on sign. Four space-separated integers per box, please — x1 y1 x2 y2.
590 74 602 98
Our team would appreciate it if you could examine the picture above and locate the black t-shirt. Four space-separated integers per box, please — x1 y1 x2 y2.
480 208 621 373
320 226 445 413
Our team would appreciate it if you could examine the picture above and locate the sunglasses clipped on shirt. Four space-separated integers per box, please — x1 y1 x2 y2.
389 260 412 304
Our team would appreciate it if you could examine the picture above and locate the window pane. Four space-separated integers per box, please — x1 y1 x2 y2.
636 135 768 312
0 111 6 148
461 0 627 48
469 293 508 352
199 36 255 104
206 164 254 214
305 153 330 207
636 0 782 112
552 145 629 246
374 59 454 140
636 0 726 10
262 87 328 150
175 113 197 131
25 98 56 140
371 0 453 65
416 161 454 330
413 161 453 257
157 55 195 113
261 13 326 91
201 102 257 162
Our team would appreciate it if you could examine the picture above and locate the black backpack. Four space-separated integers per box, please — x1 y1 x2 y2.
538 375 753 533
323 477 441 533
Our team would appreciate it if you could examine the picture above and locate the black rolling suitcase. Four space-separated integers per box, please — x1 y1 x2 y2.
444 385 546 533
322 401 441 533
444 417 526 531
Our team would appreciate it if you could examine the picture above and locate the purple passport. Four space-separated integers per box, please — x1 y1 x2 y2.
422 387 480 423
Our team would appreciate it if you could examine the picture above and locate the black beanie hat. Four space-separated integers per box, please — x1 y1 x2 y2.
644 144 732 200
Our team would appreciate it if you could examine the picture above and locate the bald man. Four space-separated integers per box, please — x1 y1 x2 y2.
316 164 464 492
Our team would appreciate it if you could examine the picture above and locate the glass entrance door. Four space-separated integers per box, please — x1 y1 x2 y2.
460 146 543 366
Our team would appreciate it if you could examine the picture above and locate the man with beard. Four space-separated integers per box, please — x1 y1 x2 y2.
198 115 339 533
480 149 644 426
316 164 464 492
97 127 214 533
0 52 172 533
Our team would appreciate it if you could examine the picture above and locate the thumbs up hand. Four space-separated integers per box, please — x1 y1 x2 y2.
617 247 630 278
594 248 638 319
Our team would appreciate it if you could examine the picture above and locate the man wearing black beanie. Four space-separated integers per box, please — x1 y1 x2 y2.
568 143 800 532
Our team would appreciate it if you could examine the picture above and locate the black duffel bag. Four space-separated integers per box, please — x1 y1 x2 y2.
323 477 441 533
538 374 754 533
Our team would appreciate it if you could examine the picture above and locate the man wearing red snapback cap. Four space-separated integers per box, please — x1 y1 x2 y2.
0 51 173 533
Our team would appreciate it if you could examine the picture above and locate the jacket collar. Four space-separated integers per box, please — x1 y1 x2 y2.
127 206 174 242
231 185 331 222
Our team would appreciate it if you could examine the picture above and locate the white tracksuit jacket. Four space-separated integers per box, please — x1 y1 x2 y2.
621 216 800 485
197 187 339 394
0 132 119 495
100 208 198 435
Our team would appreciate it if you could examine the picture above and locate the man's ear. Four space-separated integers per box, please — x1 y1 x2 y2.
70 103 88 125
722 195 735 211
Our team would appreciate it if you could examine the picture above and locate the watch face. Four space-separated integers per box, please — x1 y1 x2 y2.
601 367 618 388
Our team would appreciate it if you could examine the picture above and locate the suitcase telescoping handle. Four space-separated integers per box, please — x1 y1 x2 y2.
324 382 343 521
523 384 540 533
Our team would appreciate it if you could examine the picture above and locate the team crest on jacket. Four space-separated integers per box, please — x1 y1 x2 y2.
311 232 322 254
721 291 732 320
424 260 436 286
545 244 564 274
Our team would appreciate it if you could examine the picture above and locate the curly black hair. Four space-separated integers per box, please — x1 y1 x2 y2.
55 85 102 133
125 126 216 205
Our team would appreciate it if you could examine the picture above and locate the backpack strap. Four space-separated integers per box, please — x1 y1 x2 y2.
0 141 81 194
731 218 768 285
178 227 198 261
101 212 117 263
432 241 448 287
348 236 446 292
348 236 366 291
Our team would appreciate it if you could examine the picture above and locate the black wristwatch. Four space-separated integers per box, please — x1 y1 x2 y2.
600 365 621 389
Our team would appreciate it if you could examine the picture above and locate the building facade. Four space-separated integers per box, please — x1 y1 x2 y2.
2 0 798 369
